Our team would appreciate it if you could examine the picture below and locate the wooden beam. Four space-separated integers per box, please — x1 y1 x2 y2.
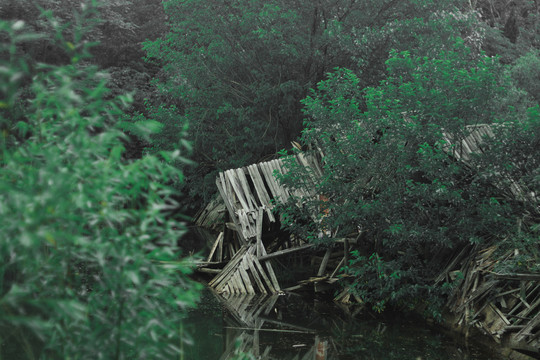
216 177 247 245
257 240 280 291
196 267 222 274
259 161 280 200
246 256 268 294
318 248 332 276
491 273 540 282
247 165 275 222
206 232 224 262
226 169 250 211
258 243 314 262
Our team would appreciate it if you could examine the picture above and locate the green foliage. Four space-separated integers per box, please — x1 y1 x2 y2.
0 6 199 359
144 0 477 206
509 50 540 103
0 0 167 67
280 38 540 314
472 0 540 63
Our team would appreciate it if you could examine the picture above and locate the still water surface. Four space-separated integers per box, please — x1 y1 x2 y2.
183 288 505 360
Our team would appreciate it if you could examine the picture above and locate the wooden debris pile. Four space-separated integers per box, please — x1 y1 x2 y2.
196 154 329 295
208 243 281 295
438 245 540 357
216 154 321 242
442 123 540 206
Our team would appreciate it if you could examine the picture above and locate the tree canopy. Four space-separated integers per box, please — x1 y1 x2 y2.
144 0 482 206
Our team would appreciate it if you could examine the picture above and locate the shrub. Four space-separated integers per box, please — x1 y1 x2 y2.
279 39 539 315
0 5 199 359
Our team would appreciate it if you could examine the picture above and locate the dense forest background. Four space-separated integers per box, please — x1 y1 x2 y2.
1 0 539 357
4 0 539 208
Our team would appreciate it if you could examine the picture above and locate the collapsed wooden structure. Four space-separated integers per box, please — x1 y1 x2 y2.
195 123 539 356
439 124 540 355
197 154 328 295
436 245 540 356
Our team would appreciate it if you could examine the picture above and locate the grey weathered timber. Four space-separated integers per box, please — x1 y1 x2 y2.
209 154 323 294
206 232 224 262
317 248 332 276
258 244 314 262
251 254 276 293
247 164 275 221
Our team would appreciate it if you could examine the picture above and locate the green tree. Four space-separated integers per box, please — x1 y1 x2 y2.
0 0 167 68
0 5 199 359
279 39 539 314
470 0 540 63
509 49 540 103
144 0 476 206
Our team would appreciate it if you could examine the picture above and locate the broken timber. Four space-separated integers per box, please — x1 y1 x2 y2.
200 154 323 295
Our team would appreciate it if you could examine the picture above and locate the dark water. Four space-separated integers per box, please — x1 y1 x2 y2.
183 288 506 360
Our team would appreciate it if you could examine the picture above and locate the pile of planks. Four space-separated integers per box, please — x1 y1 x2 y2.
216 155 321 242
439 245 540 356
208 244 281 294
197 154 325 295
194 195 226 231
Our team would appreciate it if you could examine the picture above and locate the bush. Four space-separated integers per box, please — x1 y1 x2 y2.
279 39 540 315
0 5 199 359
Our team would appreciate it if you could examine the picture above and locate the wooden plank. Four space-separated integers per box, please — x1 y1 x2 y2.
214 246 263 294
515 294 540 322
247 165 275 222
216 177 236 224
233 271 247 294
246 255 268 294
210 245 248 288
251 254 275 293
317 248 332 276
216 177 247 245
248 164 272 206
456 279 499 313
238 258 255 294
258 244 314 262
259 162 280 200
226 169 250 211
219 171 228 197
330 257 345 278
206 232 224 262
227 273 238 295
515 312 540 342
258 241 280 291
196 267 222 274
236 293 251 317
236 209 251 240
271 160 290 200
218 231 223 262
269 160 289 201
256 208 264 257
236 168 258 210
228 243 235 259
489 303 511 326
492 273 540 281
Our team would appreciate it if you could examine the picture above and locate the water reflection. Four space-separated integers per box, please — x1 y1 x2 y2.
184 289 504 360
